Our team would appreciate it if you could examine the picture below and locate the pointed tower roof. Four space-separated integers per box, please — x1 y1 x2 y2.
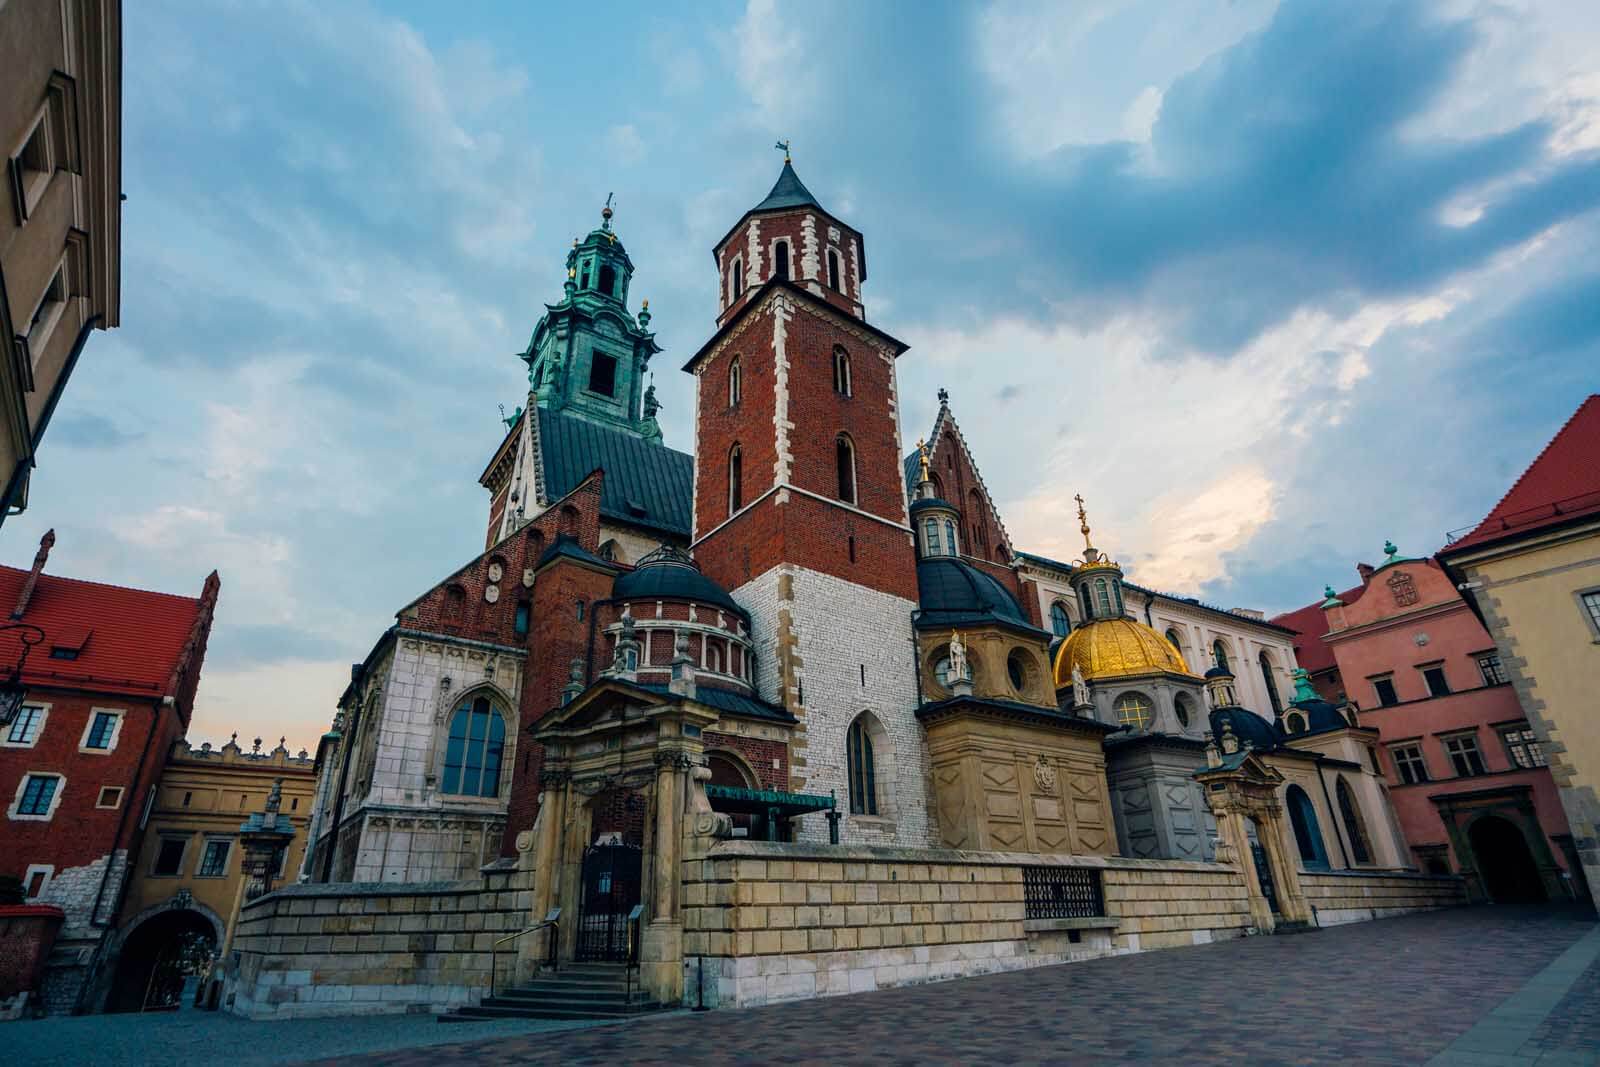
751 159 823 213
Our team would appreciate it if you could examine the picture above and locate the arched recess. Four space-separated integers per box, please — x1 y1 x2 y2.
1049 601 1071 638
847 711 891 817
1286 784 1329 870
1335 775 1373 864
706 749 758 789
105 904 224 1012
1466 814 1547 903
1211 639 1231 672
835 434 857 504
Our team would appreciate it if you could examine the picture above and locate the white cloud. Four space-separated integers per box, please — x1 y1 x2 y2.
1120 86 1164 144
607 123 646 165
730 0 817 122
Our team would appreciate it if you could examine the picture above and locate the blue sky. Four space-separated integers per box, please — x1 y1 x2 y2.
10 0 1599 750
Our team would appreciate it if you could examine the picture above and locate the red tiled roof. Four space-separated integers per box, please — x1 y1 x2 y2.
0 567 205 698
1444 394 1600 553
1269 586 1360 677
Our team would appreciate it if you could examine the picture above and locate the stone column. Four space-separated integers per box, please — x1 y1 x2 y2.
520 766 568 977
639 748 693 1006
1212 798 1274 933
1256 800 1311 924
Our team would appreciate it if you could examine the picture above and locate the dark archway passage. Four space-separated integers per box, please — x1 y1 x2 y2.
1469 815 1546 904
107 909 217 1013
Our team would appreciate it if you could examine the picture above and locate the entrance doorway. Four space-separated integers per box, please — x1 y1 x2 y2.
1246 819 1279 914
1469 816 1546 903
107 909 217 1013
575 841 643 962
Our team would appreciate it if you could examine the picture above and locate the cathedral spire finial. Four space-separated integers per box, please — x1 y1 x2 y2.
602 192 614 230
1075 493 1093 552
775 138 791 162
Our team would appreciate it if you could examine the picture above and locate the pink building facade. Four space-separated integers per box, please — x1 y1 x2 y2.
1279 545 1581 904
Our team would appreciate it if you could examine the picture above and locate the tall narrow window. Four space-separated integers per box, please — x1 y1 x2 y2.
774 240 790 280
580 264 591 289
442 697 506 798
1335 776 1373 864
924 518 941 556
1165 629 1183 657
1095 579 1112 617
1260 653 1283 716
1050 601 1071 638
1421 665 1451 697
944 519 957 556
832 346 852 396
835 435 856 504
827 248 841 291
598 264 617 296
847 718 877 815
728 444 743 515
514 601 531 638
730 258 743 299
588 351 617 397
1212 640 1230 672
1443 732 1487 777
728 357 741 407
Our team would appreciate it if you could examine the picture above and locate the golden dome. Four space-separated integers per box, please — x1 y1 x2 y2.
1053 618 1194 687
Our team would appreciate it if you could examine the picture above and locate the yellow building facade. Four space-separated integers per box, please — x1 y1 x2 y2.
93 737 315 1012
1440 394 1600 910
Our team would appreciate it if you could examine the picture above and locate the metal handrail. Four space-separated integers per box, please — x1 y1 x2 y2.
489 919 558 998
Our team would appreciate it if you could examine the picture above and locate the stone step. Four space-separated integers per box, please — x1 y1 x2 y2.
440 1001 665 1022
483 992 654 1011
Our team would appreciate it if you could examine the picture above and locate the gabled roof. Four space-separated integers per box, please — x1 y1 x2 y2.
537 407 693 538
1269 590 1357 677
903 396 1014 553
0 567 208 698
1443 394 1600 554
537 534 615 572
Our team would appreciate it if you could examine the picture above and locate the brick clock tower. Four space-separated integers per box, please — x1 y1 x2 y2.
685 154 933 846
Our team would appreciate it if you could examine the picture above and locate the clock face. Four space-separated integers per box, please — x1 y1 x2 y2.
487 562 504 582
522 568 535 588
484 584 500 604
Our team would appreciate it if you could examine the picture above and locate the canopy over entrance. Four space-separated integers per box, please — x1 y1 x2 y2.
702 783 840 842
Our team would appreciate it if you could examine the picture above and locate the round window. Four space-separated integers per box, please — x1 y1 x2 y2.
934 652 952 688
1007 650 1029 692
1114 692 1154 730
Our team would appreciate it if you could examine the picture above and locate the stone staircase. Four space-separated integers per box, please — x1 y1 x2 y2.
440 963 667 1022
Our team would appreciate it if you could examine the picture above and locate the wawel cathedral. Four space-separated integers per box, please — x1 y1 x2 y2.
280 157 1453 1015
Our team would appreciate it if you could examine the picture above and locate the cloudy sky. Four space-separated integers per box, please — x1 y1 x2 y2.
10 0 1599 752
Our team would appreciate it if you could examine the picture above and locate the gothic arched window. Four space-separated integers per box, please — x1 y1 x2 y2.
774 240 790 281
835 434 856 504
598 264 617 297
1165 628 1184 658
442 696 506 798
847 716 878 815
833 346 852 396
730 257 743 300
1336 776 1373 864
728 444 743 515
1212 640 1230 672
1050 601 1071 638
827 248 841 291
729 356 741 408
1260 651 1283 716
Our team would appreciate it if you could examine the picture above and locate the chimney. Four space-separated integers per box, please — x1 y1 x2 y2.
1356 562 1375 582
11 529 55 619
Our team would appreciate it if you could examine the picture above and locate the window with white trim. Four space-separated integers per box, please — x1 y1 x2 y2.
80 709 123 753
1579 590 1600 638
4 704 47 747
25 264 69 367
197 839 232 877
1389 742 1429 784
10 773 64 821
23 864 53 898
1475 652 1508 686
1499 724 1548 769
1442 732 1487 777
96 786 123 809
10 106 54 219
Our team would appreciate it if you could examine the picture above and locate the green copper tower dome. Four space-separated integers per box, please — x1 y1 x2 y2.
521 199 663 441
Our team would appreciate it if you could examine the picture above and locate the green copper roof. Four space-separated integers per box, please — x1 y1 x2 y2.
751 159 822 213
537 407 692 537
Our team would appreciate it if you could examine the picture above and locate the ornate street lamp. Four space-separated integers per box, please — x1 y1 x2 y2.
0 622 46 727
237 778 296 901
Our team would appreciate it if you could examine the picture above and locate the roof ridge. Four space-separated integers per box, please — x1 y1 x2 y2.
1460 393 1600 543
0 565 204 606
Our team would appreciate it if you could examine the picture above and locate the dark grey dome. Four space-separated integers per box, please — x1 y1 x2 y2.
613 545 744 617
1208 707 1280 753
910 496 957 515
1286 694 1349 734
916 557 1041 633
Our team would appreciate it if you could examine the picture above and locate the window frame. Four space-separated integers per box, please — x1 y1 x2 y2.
151 834 190 877
1474 650 1508 686
835 434 857 504
826 247 841 291
196 838 233 878
729 256 743 301
440 695 508 799
1113 691 1154 731
1388 742 1429 785
772 238 790 281
9 102 55 221
1498 723 1548 769
22 864 54 899
586 350 618 398
2 702 49 748
846 716 878 816
727 442 743 516
1576 587 1600 642
1370 674 1399 707
9 772 65 821
1440 730 1487 778
80 708 125 753
96 786 124 810
1418 662 1451 698
1050 601 1072 638
832 346 852 397
728 356 741 408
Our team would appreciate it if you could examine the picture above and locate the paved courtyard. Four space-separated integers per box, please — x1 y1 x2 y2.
10 907 1596 1066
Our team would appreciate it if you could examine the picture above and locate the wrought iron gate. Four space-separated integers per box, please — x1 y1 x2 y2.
1250 841 1280 914
576 842 642 962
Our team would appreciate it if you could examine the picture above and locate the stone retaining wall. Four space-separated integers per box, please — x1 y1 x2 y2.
228 862 532 1019
681 841 1254 1009
1300 869 1466 926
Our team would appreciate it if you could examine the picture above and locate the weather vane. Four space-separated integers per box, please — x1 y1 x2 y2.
775 139 791 162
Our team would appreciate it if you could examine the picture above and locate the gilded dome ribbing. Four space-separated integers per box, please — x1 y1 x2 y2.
1053 618 1194 686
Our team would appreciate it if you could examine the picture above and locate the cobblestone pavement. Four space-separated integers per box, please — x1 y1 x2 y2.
8 1007 599 1067
315 907 1598 1067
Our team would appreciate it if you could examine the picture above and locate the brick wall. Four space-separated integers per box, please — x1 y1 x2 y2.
228 863 533 1019
0 905 63 1019
1299 870 1466 925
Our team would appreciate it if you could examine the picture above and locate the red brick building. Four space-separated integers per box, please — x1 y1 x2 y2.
0 531 218 1013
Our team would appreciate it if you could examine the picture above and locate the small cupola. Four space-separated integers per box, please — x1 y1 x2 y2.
909 439 960 559
567 195 634 304
1068 496 1126 621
